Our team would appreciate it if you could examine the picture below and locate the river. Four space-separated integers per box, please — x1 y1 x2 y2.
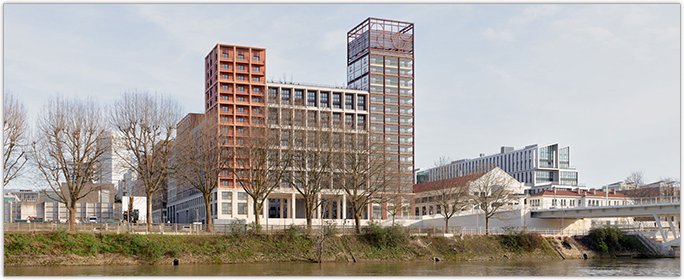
4 258 680 276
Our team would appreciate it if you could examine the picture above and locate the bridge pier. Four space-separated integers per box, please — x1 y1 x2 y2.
667 216 679 239
654 215 669 242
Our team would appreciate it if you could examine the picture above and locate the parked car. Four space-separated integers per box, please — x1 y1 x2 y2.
87 216 98 223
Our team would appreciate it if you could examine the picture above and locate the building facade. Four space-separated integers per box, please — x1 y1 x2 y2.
347 18 415 194
167 80 373 224
417 143 580 192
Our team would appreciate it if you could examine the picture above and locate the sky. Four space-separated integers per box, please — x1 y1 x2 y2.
3 4 681 189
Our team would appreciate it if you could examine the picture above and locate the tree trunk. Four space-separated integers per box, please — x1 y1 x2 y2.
354 210 362 234
68 206 76 232
485 216 490 235
444 216 450 233
305 200 313 233
204 194 213 232
146 191 153 232
253 200 262 232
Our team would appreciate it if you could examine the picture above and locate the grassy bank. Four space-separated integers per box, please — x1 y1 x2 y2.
5 226 560 266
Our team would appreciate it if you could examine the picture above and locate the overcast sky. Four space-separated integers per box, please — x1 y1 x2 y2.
4 4 680 189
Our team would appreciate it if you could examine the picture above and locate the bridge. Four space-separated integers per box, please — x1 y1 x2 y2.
531 196 680 255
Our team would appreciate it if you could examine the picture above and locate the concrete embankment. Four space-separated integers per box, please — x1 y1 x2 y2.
5 230 561 266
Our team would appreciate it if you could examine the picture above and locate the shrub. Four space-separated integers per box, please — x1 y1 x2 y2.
362 222 408 249
499 228 543 252
587 226 623 254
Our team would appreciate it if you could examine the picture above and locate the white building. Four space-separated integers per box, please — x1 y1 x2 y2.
417 143 580 194
97 131 133 185
412 167 526 217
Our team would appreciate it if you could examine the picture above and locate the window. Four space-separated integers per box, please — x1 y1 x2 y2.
237 53 245 60
357 115 366 129
320 92 329 107
222 202 232 215
237 65 246 71
253 55 260 61
345 114 354 127
221 85 230 91
221 53 229 59
294 90 304 105
237 75 246 81
221 74 229 80
221 106 230 112
282 89 291 102
332 113 342 127
237 117 246 123
237 107 246 113
221 64 229 70
237 86 245 92
253 97 263 103
307 91 317 106
253 66 260 72
237 96 246 102
253 77 261 82
253 87 262 93
332 93 341 108
238 203 247 215
345 94 354 109
101 189 110 204
357 95 366 110
238 192 248 201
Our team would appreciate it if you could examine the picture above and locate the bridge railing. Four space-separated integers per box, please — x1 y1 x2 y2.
631 196 680 206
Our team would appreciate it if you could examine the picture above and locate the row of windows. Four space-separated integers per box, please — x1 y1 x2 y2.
268 88 367 110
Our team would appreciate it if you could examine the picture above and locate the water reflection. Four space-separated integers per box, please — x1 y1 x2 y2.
4 258 680 276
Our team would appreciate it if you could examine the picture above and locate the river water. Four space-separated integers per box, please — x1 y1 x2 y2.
4 258 680 276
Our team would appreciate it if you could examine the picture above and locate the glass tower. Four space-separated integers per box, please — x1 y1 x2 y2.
347 18 415 197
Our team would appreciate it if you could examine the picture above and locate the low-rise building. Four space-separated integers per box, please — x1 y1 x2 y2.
526 188 631 210
412 167 526 217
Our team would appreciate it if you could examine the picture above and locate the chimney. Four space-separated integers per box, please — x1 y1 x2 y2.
592 189 597 195
577 188 581 194
553 187 557 194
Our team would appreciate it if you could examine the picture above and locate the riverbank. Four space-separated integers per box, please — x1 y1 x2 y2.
5 228 562 266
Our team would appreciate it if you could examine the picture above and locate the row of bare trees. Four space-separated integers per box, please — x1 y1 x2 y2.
3 91 181 231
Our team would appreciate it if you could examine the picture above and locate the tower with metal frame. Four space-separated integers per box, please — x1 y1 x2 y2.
347 18 415 206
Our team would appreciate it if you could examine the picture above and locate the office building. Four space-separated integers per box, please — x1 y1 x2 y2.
347 18 415 194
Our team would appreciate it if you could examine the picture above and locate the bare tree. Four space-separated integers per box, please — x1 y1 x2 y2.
336 135 388 233
173 115 229 232
469 167 518 235
425 156 474 233
3 92 28 186
235 127 291 231
385 189 410 226
624 171 650 197
32 97 108 231
435 183 472 233
289 127 334 232
110 92 181 231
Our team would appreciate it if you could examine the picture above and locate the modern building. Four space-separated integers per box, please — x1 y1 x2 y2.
96 131 132 185
347 18 415 194
166 17 416 225
42 183 118 223
417 143 580 193
4 184 120 223
167 82 370 224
